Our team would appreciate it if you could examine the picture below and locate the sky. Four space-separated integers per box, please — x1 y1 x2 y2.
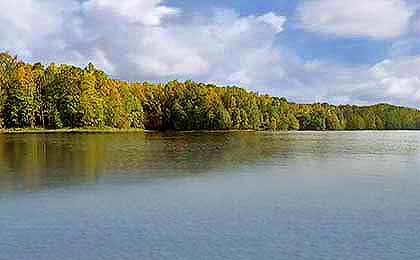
1 0 420 107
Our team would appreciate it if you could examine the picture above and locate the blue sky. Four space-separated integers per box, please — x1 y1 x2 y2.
1 0 420 107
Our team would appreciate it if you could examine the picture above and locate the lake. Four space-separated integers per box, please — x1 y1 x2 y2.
1 131 420 260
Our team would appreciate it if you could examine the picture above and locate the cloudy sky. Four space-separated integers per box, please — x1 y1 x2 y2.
1 0 420 107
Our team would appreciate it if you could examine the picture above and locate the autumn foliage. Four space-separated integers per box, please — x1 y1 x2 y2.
1 53 420 131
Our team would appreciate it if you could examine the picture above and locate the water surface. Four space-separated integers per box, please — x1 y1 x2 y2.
1 131 420 260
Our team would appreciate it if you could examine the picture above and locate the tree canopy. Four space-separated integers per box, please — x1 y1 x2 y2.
1 53 420 131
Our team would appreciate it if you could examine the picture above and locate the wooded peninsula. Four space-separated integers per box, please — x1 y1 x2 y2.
1 53 420 131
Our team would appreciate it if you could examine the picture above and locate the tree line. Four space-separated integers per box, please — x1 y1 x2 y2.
1 53 420 131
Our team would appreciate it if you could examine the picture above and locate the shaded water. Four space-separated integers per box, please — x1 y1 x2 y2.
1 131 420 260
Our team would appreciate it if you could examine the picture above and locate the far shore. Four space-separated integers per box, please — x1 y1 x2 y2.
0 128 149 134
0 128 259 134
1 128 419 134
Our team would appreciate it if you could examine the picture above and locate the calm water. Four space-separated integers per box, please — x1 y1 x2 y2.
1 131 420 260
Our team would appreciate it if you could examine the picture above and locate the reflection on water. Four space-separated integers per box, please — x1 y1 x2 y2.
1 131 420 260
0 134 106 192
1 131 419 193
0 132 294 192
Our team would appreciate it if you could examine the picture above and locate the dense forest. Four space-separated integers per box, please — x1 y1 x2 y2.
1 53 420 131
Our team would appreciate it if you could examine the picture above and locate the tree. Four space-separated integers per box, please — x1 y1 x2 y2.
1 54 420 131
0 53 19 128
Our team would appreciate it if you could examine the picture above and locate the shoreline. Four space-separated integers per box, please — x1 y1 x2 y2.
1 128 419 134
0 128 149 134
0 128 258 134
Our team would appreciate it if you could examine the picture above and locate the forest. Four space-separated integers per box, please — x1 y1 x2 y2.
1 52 420 131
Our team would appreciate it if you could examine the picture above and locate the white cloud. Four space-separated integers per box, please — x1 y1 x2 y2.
75 4 288 83
93 49 116 74
309 56 420 107
0 0 289 90
256 12 287 33
82 0 179 25
0 0 79 58
297 0 413 39
1 0 420 108
369 57 420 104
